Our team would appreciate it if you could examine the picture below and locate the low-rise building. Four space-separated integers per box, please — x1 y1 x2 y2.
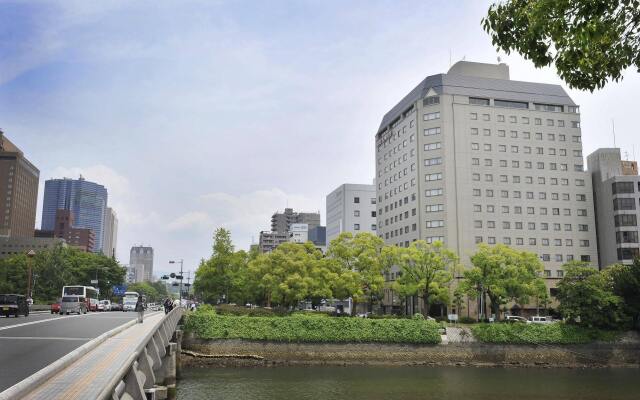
289 223 309 243
53 209 95 252
258 231 289 253
0 236 66 258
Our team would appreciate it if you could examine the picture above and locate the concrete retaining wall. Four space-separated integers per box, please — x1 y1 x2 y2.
182 335 640 369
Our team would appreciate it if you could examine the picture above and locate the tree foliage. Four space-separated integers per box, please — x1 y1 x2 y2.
604 260 640 328
326 232 386 314
483 0 640 90
392 240 459 317
557 261 626 329
0 244 125 302
462 244 544 320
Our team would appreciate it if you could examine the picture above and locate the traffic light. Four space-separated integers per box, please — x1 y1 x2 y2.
161 275 170 280
170 273 176 278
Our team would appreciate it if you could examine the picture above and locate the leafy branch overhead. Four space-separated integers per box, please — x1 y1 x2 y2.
483 0 640 90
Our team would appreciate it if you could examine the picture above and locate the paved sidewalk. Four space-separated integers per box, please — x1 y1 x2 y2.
23 312 164 400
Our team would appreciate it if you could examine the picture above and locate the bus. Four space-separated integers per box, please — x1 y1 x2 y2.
123 291 139 312
62 286 99 312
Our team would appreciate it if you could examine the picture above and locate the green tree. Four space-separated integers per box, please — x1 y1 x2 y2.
193 228 236 304
126 282 160 302
392 241 458 318
326 232 386 314
483 0 640 91
248 242 324 309
603 260 640 329
462 244 544 321
557 261 625 329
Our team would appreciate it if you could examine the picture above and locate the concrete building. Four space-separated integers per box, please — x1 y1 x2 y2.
0 132 39 238
326 183 377 244
271 208 320 234
308 226 327 247
53 209 95 252
0 236 66 259
41 177 108 253
102 207 118 259
375 61 598 314
289 223 309 243
129 246 154 282
258 230 289 253
588 148 640 267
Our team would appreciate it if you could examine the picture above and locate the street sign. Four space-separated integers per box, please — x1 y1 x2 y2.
113 285 127 296
91 279 99 285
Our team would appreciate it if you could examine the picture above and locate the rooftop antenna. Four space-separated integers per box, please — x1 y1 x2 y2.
612 119 616 148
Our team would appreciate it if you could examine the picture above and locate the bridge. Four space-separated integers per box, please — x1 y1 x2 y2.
0 307 184 400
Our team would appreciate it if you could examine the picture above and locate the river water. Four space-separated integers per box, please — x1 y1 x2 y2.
178 366 640 399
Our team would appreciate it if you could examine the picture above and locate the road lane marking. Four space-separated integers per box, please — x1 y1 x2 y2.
0 314 87 331
0 337 91 341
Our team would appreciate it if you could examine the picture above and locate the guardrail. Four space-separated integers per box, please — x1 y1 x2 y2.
98 307 184 400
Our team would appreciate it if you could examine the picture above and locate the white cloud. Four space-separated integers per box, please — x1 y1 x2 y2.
165 211 212 232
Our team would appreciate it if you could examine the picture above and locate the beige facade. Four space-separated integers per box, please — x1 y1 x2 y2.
0 132 39 238
375 61 598 314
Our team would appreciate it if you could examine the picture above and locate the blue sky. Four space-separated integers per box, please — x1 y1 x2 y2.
1 0 639 278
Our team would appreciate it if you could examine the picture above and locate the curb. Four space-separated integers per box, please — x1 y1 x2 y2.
0 318 138 400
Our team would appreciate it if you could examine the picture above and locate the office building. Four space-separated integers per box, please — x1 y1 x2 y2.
375 61 598 313
326 183 377 244
53 209 95 252
258 230 289 253
308 225 327 247
41 177 108 253
102 207 118 259
271 208 320 234
0 132 39 238
289 223 309 243
129 246 154 282
588 148 640 267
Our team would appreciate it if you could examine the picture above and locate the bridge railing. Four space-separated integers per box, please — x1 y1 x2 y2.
99 306 184 400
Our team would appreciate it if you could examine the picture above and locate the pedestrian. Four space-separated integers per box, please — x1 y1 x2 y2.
135 295 145 323
163 298 173 314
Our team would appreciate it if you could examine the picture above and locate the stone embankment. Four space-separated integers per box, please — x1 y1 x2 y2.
181 330 640 369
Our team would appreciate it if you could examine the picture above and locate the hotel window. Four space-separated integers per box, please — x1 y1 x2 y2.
424 111 440 121
558 120 565 127
516 238 524 245
571 121 580 128
486 189 494 197
523 131 530 139
486 159 493 167
483 129 491 136
511 130 518 138
354 210 360 217
424 157 442 166
513 175 520 183
487 221 496 228
497 114 505 122
471 128 479 135
475 236 483 244
470 113 478 120
547 119 554 126
484 144 492 151
499 159 507 167
474 220 483 228
354 224 360 230
509 116 517 123
472 158 480 166
469 97 490 106
488 237 496 244
424 127 441 136
522 117 529 124
473 204 481 212
424 142 442 151
483 114 490 121
535 118 542 125
498 130 506 137
472 173 480 181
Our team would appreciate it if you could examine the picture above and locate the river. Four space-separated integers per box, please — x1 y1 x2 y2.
177 365 640 399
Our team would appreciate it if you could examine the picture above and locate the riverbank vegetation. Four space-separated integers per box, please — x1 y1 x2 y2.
194 228 640 331
471 323 619 345
185 308 442 344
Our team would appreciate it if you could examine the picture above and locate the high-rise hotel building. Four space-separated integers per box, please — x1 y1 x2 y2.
375 61 598 279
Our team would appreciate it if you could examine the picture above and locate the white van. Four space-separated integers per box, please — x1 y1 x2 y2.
530 315 554 324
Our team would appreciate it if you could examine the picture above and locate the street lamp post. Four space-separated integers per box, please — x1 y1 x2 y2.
26 250 36 300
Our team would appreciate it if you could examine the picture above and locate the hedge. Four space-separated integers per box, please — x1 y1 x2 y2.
185 311 442 344
470 323 619 344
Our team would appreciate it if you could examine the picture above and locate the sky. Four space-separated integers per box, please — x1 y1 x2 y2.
1 0 639 278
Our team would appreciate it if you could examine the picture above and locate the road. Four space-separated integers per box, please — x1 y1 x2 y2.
0 311 155 392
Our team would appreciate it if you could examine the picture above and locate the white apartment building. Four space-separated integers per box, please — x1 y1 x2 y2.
588 148 640 267
326 183 377 244
129 246 154 282
375 61 598 283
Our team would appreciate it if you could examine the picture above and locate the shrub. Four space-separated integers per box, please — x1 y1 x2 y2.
184 312 441 344
470 323 619 344
214 304 277 317
458 317 477 324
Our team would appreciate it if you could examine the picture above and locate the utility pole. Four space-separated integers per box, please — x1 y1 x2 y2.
26 250 35 300
169 259 184 305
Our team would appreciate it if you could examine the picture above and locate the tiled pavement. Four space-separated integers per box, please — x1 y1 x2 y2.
23 312 164 400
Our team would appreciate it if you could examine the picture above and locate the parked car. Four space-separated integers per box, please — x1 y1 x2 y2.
111 302 123 311
50 300 61 314
505 315 528 323
530 315 555 324
0 294 29 318
60 296 87 315
98 300 111 311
